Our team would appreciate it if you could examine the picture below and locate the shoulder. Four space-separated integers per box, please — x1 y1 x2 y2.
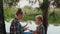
10 19 18 27
12 18 19 23
11 18 19 25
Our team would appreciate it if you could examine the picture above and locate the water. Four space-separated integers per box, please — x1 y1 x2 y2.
5 21 60 34
47 24 60 34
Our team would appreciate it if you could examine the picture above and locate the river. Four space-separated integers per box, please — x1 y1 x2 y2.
5 21 60 34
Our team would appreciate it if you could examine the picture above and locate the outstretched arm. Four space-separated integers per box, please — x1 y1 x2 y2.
23 23 28 28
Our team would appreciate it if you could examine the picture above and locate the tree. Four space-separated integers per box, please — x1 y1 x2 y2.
50 0 60 8
54 0 60 8
0 0 6 34
4 0 20 7
40 0 49 34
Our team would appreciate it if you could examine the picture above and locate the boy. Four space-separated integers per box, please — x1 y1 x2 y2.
10 8 28 34
29 15 45 34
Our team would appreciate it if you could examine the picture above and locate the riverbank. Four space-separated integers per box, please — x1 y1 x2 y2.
5 21 60 34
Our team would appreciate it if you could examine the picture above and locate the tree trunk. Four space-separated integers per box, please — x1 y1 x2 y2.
42 9 48 34
0 0 6 34
40 0 49 34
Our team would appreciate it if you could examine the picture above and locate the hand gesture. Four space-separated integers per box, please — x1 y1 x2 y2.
28 29 33 32
23 23 28 28
24 27 29 31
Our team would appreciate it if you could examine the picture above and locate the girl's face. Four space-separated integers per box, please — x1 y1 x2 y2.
36 18 42 25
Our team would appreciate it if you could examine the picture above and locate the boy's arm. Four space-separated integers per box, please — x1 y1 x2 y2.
22 23 28 31
23 23 28 28
23 27 28 31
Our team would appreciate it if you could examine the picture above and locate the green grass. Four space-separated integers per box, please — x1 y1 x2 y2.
4 7 17 22
4 6 60 24
48 8 60 24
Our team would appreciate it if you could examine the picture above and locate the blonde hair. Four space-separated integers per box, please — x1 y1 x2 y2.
36 15 43 21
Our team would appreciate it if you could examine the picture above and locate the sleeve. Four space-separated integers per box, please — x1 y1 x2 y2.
10 20 17 34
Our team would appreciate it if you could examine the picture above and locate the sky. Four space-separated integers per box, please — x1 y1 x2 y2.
17 0 55 8
17 0 43 8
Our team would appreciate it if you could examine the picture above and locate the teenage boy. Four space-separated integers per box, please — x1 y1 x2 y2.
10 8 28 34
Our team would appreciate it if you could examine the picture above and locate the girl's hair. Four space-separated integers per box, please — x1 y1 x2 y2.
36 15 43 21
16 8 23 16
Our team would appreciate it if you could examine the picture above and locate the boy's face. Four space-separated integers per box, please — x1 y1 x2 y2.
36 18 42 25
17 14 23 19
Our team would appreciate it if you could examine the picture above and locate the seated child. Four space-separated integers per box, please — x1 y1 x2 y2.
29 15 45 34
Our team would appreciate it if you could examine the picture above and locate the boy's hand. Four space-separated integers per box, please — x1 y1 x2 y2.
28 29 37 34
23 23 28 28
28 29 33 32
30 30 33 32
24 27 29 31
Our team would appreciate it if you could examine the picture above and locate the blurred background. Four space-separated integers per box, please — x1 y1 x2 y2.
3 0 60 34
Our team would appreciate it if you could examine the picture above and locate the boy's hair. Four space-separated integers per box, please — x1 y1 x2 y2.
16 8 23 16
36 15 43 21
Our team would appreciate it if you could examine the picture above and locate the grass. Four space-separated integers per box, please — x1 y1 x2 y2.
4 6 60 24
4 7 17 22
48 8 60 24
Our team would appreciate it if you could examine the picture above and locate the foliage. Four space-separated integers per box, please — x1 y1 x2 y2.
4 6 60 24
54 0 60 8
4 7 17 22
3 0 20 7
